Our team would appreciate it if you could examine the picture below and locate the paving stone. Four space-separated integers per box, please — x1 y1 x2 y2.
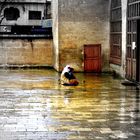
0 69 139 139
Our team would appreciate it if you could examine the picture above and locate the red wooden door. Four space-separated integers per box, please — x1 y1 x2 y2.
84 44 101 72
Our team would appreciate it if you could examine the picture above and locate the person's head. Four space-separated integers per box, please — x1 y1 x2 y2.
67 65 74 72
62 65 74 74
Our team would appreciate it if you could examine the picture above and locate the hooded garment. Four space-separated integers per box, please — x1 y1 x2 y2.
61 65 71 75
60 65 78 86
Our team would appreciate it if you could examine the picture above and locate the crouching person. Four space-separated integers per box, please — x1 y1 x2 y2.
61 65 79 86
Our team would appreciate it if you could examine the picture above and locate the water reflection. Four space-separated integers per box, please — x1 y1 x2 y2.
0 69 139 139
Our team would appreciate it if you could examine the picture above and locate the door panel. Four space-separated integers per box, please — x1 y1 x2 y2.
126 47 137 81
126 58 131 79
84 44 101 72
126 20 137 81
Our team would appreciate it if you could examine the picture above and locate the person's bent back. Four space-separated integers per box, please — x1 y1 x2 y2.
60 65 79 86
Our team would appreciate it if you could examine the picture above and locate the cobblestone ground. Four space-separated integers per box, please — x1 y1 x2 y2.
0 69 139 140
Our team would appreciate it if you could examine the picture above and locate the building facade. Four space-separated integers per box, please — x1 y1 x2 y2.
110 0 140 83
52 0 140 84
1 0 140 83
0 0 53 67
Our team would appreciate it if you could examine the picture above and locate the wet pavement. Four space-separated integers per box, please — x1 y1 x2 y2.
0 69 139 140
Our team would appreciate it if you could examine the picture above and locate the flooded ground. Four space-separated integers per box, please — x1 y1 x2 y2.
0 69 139 140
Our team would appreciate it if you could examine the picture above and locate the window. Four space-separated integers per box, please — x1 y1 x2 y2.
110 0 122 65
29 11 41 20
4 7 19 20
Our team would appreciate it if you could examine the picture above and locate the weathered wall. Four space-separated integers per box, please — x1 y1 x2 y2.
0 39 53 67
58 0 110 71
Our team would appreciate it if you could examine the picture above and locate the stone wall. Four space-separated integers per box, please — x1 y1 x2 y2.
57 0 110 72
0 39 53 67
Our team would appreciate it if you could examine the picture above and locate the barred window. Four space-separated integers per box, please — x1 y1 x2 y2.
110 0 122 65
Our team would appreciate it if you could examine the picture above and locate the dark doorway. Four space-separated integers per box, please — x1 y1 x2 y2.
84 44 101 72
137 20 140 82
